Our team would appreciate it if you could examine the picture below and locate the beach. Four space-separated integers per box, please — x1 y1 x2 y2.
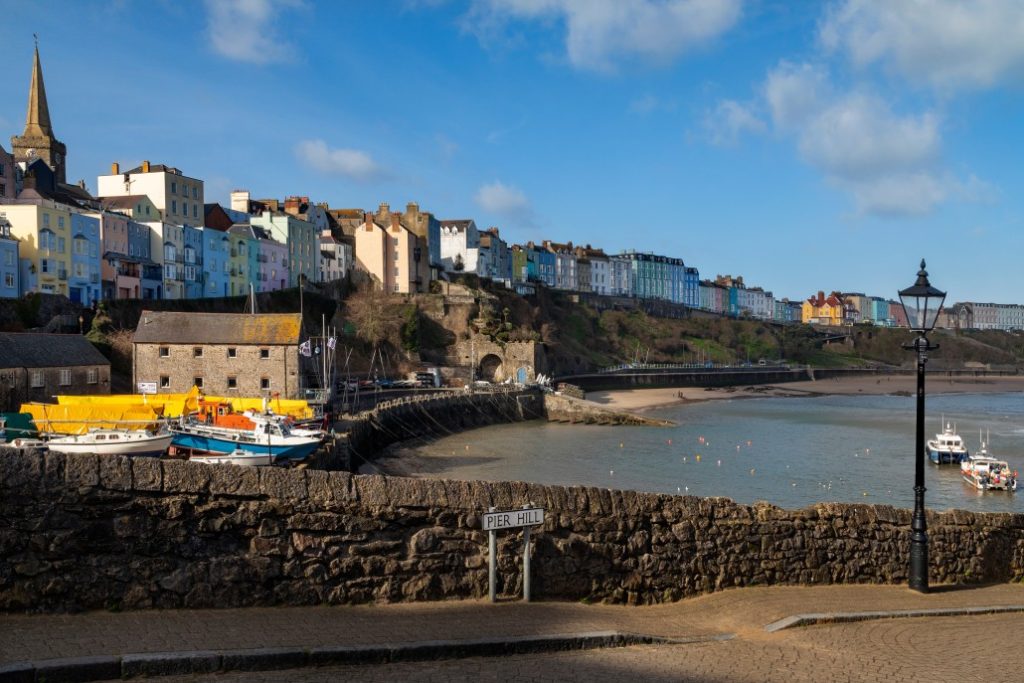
587 374 1024 411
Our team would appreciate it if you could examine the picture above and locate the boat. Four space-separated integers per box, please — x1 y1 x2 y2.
169 410 323 463
961 439 1017 491
45 429 173 457
188 448 273 467
927 422 968 464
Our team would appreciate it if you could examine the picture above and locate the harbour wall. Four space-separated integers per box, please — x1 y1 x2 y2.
558 367 873 392
2 448 1023 613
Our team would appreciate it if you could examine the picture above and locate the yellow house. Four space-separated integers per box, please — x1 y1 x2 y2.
2 200 72 296
802 291 846 325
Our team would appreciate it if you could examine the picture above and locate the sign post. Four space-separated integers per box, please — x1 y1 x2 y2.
481 504 544 603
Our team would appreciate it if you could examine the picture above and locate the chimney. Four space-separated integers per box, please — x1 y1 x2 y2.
390 212 401 232
111 162 119 175
363 212 373 230
377 202 389 220
230 190 251 214
142 160 150 173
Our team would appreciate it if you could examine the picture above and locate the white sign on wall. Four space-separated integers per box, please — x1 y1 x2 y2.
482 507 544 531
137 382 157 395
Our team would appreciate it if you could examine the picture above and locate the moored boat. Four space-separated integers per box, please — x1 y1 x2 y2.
45 429 173 457
189 448 273 467
927 422 968 464
170 411 323 463
961 439 1017 491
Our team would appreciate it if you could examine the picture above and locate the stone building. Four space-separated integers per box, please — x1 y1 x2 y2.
0 333 110 411
131 311 302 398
10 46 67 185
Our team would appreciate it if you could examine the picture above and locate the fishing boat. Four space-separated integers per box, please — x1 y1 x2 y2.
169 411 323 463
188 448 273 467
45 429 173 457
927 422 968 464
961 439 1017 491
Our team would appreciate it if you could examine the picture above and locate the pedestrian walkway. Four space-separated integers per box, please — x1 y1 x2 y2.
1 583 1023 681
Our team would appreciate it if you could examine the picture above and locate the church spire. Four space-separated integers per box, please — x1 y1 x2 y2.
11 39 67 185
23 41 53 139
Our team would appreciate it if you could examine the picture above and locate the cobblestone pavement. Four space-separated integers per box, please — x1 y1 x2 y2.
148 612 1023 683
2 584 1023 681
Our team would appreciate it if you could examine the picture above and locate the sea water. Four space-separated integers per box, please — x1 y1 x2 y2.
384 392 1024 513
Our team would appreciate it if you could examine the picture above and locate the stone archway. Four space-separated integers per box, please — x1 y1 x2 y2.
478 354 504 382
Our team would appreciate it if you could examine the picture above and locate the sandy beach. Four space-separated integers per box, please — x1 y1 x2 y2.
587 374 1024 411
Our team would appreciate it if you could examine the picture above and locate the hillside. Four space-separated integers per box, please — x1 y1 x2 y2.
9 282 1024 391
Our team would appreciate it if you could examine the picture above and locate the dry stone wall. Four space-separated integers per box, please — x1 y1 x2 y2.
2 447 1023 613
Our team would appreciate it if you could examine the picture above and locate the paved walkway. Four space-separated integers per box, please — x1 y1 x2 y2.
2 583 1023 681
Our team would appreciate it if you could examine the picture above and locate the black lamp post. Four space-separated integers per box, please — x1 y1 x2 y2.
897 259 946 593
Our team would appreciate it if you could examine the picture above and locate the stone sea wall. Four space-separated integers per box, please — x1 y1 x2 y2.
2 448 1024 613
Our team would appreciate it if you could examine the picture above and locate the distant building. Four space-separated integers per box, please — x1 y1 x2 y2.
576 245 610 295
544 240 578 291
618 251 686 303
0 332 110 411
97 161 205 228
131 311 302 398
0 142 14 201
2 192 73 298
0 215 20 298
98 193 160 223
478 227 511 283
439 219 480 275
525 242 556 288
201 225 230 298
319 232 351 283
802 291 855 326
250 210 317 286
355 211 428 294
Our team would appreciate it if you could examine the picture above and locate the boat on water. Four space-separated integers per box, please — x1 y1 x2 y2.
961 439 1017 492
45 429 173 457
170 410 323 463
927 422 968 464
189 448 273 467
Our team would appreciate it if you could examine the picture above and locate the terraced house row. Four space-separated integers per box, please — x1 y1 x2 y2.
1 46 1018 331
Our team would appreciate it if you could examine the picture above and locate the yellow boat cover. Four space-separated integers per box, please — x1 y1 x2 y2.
21 403 163 434
50 386 312 420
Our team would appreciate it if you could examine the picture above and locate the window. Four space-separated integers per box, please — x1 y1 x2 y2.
260 377 270 390
193 204 198 218
259 348 270 359
172 200 177 214
159 346 169 357
193 347 202 357
43 213 50 228
227 347 236 358
58 237 65 253
227 376 237 389
192 187 198 199
87 368 98 384
171 181 177 194
160 375 170 388
58 216 65 228
30 371 44 388
193 376 204 388
182 202 188 217
59 369 71 386
3 274 12 288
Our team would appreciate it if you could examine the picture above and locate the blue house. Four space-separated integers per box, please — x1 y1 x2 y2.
69 212 101 306
526 242 556 288
183 225 204 299
202 227 230 298
684 267 700 308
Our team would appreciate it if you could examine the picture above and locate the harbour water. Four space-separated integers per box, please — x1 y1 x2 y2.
382 392 1024 513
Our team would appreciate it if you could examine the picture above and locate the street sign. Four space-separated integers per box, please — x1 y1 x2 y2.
137 382 157 395
482 507 544 531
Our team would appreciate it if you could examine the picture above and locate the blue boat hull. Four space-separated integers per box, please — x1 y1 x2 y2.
928 448 967 465
170 431 320 461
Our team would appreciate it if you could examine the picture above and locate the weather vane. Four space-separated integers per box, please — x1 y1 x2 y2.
33 33 38 48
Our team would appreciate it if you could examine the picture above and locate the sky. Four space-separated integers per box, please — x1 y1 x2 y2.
2 0 1023 304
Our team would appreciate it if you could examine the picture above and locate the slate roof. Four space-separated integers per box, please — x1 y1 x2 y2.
132 311 302 346
99 195 149 210
0 333 110 369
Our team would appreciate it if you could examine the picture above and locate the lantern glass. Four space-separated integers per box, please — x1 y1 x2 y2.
898 260 946 333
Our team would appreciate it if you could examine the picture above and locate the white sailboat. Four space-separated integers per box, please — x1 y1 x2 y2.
46 429 172 457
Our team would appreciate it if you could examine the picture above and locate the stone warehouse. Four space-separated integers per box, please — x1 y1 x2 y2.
131 311 303 398
2 448 1022 613
0 332 110 411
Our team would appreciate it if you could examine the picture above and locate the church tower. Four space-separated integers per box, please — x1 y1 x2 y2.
10 43 67 185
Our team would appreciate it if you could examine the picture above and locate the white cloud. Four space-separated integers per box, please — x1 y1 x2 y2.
758 61 964 216
820 0 1024 91
465 0 743 72
204 0 303 64
475 180 532 220
294 139 386 182
704 99 765 146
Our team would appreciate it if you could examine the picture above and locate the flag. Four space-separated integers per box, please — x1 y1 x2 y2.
299 340 312 357
327 336 336 350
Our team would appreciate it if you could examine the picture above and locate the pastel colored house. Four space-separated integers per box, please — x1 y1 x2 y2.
250 211 317 286
97 161 205 227
2 194 73 297
67 211 101 306
201 226 231 298
525 242 556 288
544 241 578 291
182 224 204 299
439 219 481 275
0 215 20 298
355 212 428 294
0 143 14 201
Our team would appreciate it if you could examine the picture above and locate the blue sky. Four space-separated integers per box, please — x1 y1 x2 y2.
2 0 1023 303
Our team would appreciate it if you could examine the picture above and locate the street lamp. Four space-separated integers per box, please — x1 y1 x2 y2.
897 259 946 593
